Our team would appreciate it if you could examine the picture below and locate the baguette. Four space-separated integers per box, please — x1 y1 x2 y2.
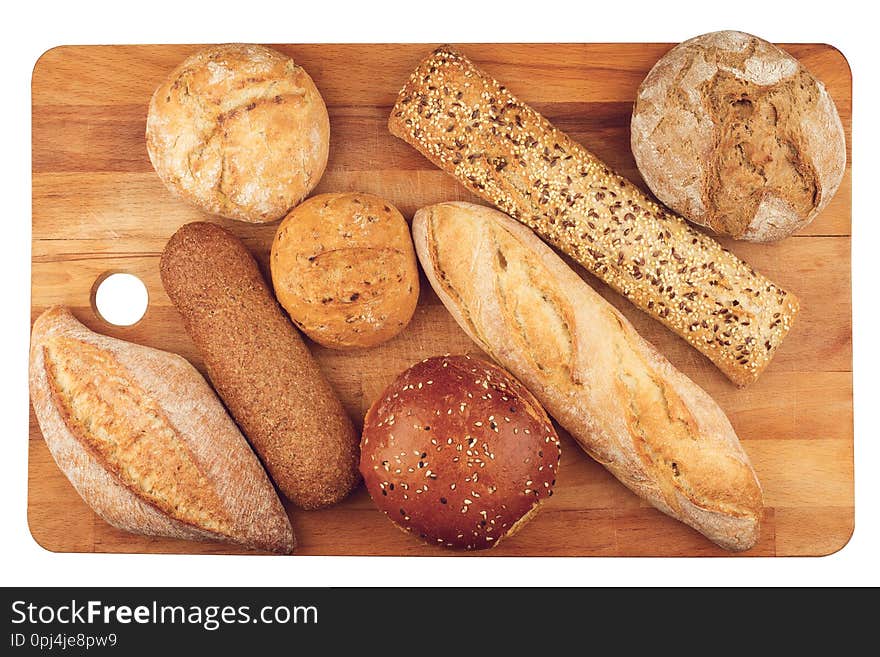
412 202 763 551
160 221 360 510
29 306 295 554
389 46 799 387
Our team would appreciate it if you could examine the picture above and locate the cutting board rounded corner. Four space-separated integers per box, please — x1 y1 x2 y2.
822 519 856 558
31 45 73 91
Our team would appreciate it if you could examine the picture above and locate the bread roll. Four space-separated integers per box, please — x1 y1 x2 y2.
29 306 295 554
160 221 359 510
361 355 561 550
271 192 419 349
146 44 329 224
413 202 763 551
388 46 799 387
631 30 846 242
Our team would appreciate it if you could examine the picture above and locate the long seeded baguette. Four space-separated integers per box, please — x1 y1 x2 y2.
413 202 763 551
160 221 360 510
389 46 799 387
29 306 295 554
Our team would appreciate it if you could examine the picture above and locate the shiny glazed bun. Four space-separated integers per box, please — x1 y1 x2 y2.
360 354 561 550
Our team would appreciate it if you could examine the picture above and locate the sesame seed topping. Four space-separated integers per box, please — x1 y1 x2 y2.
390 47 799 385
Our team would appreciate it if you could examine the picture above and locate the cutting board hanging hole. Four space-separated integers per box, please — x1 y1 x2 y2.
91 272 149 327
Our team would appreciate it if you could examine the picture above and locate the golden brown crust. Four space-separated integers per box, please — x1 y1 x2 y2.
388 46 799 387
413 202 763 551
146 44 329 224
631 31 847 242
360 355 560 550
160 221 360 510
270 192 419 349
42 336 232 535
29 306 295 554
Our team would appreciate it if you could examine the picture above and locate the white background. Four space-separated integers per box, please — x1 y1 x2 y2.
1 0 875 587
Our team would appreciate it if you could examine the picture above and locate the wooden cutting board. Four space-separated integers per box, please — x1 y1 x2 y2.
30 43 853 556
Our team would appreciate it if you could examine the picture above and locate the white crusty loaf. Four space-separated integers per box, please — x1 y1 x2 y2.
389 46 799 387
146 44 330 224
412 202 763 551
29 306 295 554
631 30 846 242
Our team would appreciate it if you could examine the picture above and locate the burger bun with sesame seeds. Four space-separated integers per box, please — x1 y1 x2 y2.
360 354 561 550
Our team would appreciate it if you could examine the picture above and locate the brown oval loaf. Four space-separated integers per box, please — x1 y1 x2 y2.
361 354 561 550
631 30 846 242
146 44 330 224
160 221 359 510
413 202 764 551
271 192 419 349
29 306 295 554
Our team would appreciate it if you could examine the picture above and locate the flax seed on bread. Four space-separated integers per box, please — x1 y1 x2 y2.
388 46 799 387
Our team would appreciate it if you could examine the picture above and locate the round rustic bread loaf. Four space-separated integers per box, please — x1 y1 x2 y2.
631 30 846 242
146 44 329 224
360 355 561 550
270 192 419 349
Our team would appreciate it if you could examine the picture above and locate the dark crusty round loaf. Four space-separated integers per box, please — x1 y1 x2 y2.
160 221 359 510
631 30 846 242
146 44 329 224
270 192 419 350
360 355 561 550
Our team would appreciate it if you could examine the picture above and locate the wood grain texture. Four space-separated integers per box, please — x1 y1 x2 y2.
29 43 853 556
